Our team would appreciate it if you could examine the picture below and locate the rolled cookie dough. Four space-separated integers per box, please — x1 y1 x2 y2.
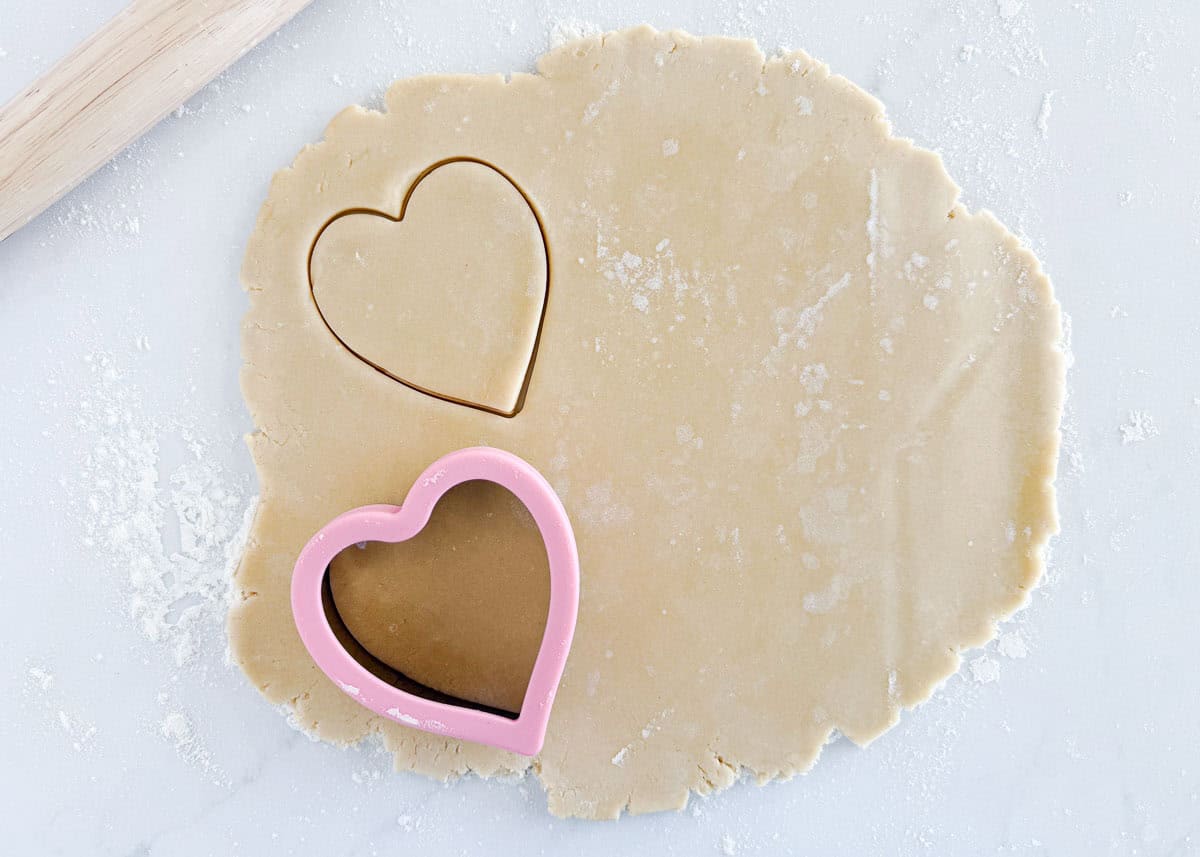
233 26 1064 819
309 159 548 416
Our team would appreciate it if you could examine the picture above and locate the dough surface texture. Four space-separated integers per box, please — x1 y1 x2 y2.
233 27 1063 819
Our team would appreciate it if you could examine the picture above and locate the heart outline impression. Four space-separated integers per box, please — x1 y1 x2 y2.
306 157 551 418
290 446 579 756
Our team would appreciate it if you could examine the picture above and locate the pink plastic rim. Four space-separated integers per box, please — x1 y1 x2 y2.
290 446 579 756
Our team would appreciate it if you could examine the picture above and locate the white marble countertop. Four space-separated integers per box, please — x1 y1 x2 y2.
2 1 1197 854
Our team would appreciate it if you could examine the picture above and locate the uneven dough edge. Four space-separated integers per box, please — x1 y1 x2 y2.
229 25 1065 819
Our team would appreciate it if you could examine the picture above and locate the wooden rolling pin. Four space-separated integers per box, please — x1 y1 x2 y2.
0 0 312 242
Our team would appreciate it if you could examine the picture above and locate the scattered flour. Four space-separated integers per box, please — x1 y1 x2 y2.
50 351 257 777
71 352 256 669
581 78 620 125
803 574 851 614
865 168 884 289
799 363 830 395
160 711 194 744
997 0 1024 19
159 706 225 779
596 230 699 315
56 710 99 752
1036 91 1055 139
1119 410 1159 444
548 17 601 49
578 480 634 527
769 272 852 361
969 655 1001 684
24 665 97 752
610 708 674 766
29 666 55 691
997 631 1029 659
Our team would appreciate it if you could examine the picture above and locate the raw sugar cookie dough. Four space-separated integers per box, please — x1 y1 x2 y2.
232 27 1064 819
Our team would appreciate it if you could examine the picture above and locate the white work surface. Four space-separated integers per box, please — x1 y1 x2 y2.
2 1 1197 854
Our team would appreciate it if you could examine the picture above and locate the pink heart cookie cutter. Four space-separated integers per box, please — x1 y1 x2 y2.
290 446 579 756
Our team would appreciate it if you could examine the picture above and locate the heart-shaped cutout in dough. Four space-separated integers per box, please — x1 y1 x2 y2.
308 159 549 417
326 478 551 715
291 447 579 756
